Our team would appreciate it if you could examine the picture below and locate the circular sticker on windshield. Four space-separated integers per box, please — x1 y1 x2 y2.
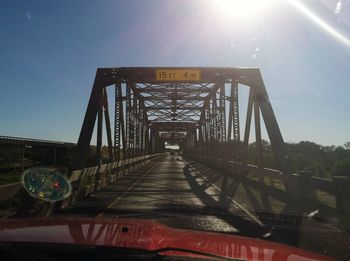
21 167 72 202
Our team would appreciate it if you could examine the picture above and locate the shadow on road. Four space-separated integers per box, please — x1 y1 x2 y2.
182 162 304 246
181 163 279 241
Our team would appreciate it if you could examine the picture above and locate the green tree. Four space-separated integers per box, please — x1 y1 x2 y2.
332 159 350 177
344 142 350 150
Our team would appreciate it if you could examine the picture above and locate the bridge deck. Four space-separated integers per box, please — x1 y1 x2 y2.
56 155 266 236
54 154 350 260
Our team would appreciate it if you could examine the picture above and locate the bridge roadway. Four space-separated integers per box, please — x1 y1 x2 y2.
54 154 350 260
56 154 267 237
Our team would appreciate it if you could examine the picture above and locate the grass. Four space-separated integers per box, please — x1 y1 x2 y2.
247 174 286 191
316 190 336 209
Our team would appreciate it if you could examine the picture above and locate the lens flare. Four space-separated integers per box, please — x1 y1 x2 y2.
210 0 350 47
287 0 350 46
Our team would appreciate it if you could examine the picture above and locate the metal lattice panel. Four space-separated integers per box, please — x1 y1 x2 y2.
232 82 240 143
114 83 121 160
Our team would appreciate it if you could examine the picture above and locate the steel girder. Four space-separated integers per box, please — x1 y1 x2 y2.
135 82 216 123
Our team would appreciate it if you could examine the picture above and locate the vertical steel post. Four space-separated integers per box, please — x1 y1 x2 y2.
103 88 114 162
134 97 137 158
140 107 145 156
114 83 121 161
212 92 218 157
96 88 103 165
219 83 226 143
150 129 154 154
254 99 263 185
205 106 210 156
254 100 263 166
137 100 141 154
198 122 204 144
125 83 131 159
232 81 240 160
212 94 217 141
120 88 126 160
232 81 240 143
228 86 233 142
243 89 254 162
131 90 137 158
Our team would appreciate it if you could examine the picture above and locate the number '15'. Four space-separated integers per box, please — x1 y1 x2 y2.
158 72 167 78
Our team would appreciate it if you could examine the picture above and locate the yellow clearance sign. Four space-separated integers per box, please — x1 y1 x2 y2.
156 69 201 81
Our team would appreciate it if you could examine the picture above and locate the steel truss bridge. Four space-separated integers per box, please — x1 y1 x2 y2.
73 67 290 177
1 67 350 260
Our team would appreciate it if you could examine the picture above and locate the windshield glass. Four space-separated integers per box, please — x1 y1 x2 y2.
1 1 350 260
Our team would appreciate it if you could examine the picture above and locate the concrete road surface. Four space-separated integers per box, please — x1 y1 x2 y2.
55 154 266 237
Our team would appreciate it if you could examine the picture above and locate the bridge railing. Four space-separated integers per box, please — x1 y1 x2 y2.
0 135 75 146
0 153 164 218
64 153 163 206
184 153 350 229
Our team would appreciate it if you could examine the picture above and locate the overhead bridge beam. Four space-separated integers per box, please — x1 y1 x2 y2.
139 88 214 93
96 67 259 85
142 97 208 101
145 107 203 111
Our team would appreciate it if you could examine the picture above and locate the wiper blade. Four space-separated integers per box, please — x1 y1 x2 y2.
153 247 245 261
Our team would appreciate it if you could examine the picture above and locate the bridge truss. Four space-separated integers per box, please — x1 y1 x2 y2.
72 67 293 192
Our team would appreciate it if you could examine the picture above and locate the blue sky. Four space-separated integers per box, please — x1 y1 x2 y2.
0 0 350 146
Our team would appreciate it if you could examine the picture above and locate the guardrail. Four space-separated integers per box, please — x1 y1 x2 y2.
0 135 75 147
184 154 350 229
0 153 164 218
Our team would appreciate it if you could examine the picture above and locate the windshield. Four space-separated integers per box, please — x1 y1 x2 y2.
0 1 350 260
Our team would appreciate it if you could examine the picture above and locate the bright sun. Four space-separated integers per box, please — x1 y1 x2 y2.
212 0 278 21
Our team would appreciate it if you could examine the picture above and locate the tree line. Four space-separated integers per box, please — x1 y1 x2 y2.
1 141 350 178
247 141 350 178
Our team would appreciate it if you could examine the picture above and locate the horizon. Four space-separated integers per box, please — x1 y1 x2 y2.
0 133 347 148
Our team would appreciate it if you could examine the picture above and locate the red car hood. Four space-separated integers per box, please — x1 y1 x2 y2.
0 217 333 261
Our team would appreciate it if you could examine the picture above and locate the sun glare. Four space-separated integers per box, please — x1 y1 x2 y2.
212 0 278 21
211 0 350 47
